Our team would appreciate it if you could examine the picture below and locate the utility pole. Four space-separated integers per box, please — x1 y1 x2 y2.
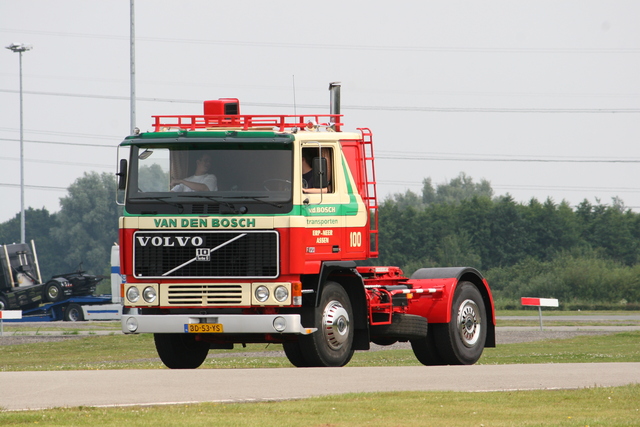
130 0 136 133
5 43 32 244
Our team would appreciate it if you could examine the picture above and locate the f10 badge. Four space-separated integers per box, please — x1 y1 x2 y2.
196 248 211 261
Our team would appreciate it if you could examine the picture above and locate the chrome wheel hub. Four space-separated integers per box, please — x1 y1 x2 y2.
458 299 481 347
322 300 350 350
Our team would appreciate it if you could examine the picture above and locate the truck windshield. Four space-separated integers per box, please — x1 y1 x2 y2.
125 144 293 215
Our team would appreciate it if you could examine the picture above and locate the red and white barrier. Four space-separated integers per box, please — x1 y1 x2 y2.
521 297 559 307
521 297 559 331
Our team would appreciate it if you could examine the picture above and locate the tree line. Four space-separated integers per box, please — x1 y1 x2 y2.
1 171 638 307
375 173 640 308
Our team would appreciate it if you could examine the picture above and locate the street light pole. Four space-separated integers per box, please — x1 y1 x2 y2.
5 43 32 244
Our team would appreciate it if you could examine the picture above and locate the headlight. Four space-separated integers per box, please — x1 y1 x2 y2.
274 286 289 302
126 286 140 303
143 286 157 303
255 286 269 302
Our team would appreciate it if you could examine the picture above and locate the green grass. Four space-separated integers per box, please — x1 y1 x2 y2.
1 331 640 371
1 326 639 425
496 309 639 317
1 321 121 333
1 386 639 426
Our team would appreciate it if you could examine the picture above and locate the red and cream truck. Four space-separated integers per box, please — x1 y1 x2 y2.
117 83 495 368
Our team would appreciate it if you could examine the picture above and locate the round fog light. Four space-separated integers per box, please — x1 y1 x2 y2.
273 316 286 332
255 286 269 303
274 286 289 303
126 317 138 332
143 286 157 303
126 286 140 303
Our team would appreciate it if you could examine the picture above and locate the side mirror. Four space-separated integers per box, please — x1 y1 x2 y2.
117 159 128 190
312 157 328 188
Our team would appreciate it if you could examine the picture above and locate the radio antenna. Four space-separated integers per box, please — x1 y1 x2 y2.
292 75 297 116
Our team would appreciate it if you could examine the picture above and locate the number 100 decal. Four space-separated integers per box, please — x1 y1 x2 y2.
349 231 362 247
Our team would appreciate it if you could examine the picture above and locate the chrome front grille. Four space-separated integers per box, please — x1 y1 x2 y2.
163 283 250 306
133 230 279 279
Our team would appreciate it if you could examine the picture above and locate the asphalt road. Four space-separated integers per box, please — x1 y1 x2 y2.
1 363 639 411
1 317 639 411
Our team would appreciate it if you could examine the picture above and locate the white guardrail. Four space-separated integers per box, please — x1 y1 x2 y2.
0 310 22 336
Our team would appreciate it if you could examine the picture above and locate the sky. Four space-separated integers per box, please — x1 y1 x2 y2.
1 1 639 225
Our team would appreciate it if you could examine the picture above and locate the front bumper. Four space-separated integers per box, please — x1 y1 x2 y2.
121 313 316 335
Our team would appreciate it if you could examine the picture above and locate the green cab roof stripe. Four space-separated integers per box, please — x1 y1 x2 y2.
121 131 295 146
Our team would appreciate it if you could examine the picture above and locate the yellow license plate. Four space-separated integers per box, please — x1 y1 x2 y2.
185 323 224 333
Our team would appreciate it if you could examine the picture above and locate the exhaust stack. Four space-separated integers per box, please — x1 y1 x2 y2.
329 82 341 131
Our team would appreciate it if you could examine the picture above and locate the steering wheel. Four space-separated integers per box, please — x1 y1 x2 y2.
263 179 292 191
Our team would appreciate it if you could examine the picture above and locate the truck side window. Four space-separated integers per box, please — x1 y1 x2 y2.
302 147 333 194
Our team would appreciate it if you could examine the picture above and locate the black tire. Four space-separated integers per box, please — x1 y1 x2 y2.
45 281 63 303
64 303 84 321
154 333 210 369
295 282 354 367
370 313 428 341
431 281 487 365
283 341 312 367
0 296 8 311
410 324 447 365
371 337 398 346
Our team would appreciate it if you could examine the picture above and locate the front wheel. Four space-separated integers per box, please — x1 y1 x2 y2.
288 282 354 367
154 333 210 369
431 281 487 365
45 281 63 303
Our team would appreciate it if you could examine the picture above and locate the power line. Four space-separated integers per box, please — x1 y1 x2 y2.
0 137 115 148
379 180 640 194
0 155 112 169
3 137 635 165
3 72 638 101
0 182 67 192
377 154 640 163
2 89 639 114
1 28 639 54
0 126 122 141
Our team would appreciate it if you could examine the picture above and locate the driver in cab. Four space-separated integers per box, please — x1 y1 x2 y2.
171 153 218 192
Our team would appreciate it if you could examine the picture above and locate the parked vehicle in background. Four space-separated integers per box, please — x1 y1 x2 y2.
42 266 104 303
1 241 121 322
0 241 45 311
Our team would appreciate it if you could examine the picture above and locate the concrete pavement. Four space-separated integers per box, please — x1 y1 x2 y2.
1 363 639 411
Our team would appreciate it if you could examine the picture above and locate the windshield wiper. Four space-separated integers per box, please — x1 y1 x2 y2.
129 196 184 212
213 195 283 209
245 196 283 209
174 194 283 210
175 194 247 214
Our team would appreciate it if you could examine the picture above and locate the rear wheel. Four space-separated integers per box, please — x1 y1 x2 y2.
154 333 210 369
64 303 84 321
411 324 446 365
288 282 354 367
429 282 487 365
